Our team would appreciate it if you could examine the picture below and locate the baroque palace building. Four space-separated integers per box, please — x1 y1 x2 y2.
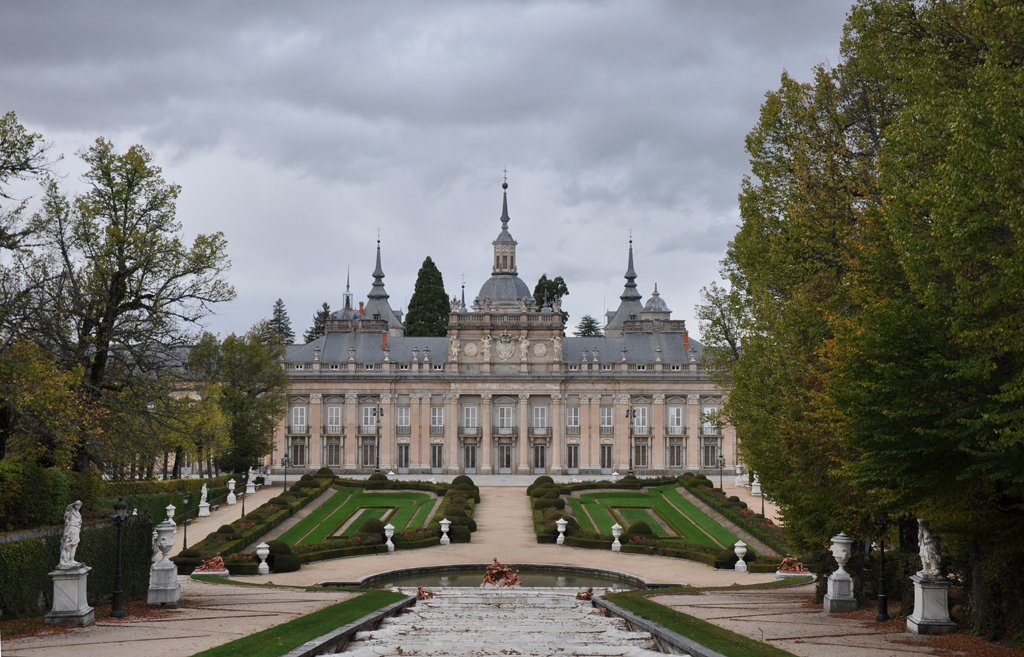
270 182 736 477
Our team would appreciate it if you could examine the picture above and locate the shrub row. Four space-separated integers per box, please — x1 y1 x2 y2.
0 461 99 531
682 478 791 554
99 474 235 498
0 515 154 618
96 487 230 526
171 477 334 574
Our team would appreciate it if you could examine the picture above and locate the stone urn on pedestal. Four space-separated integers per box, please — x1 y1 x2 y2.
907 519 956 635
734 541 748 573
257 542 271 575
823 532 857 613
148 519 182 608
227 479 237 505
440 518 451 545
166 503 177 534
385 523 395 553
734 465 747 488
555 518 568 545
611 523 622 552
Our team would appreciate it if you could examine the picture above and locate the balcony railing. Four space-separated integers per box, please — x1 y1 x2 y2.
493 425 517 437
459 425 480 437
566 425 581 435
599 425 614 435
701 426 722 436
529 426 552 438
666 425 686 436
321 425 343 435
286 425 308 435
633 426 650 436
429 425 445 436
359 424 377 435
396 425 411 435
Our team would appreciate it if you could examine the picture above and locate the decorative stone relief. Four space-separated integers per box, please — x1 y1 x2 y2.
653 394 665 404
449 336 460 361
617 394 630 404
688 394 700 405
309 393 322 404
481 392 493 401
552 336 562 361
533 342 547 358
381 393 393 404
481 335 492 362
519 393 530 402
518 336 530 360
495 333 515 362
463 342 479 357
346 392 358 404
551 393 562 402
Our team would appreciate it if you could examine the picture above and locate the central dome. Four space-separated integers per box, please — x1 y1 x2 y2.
477 273 532 305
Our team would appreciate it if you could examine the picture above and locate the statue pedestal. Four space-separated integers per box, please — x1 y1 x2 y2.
226 492 236 505
147 560 182 607
198 502 210 517
45 565 95 627
246 482 256 495
907 574 957 635
751 481 762 496
823 571 856 613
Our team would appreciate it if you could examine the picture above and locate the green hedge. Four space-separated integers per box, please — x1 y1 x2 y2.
394 536 441 550
97 488 230 526
298 544 388 563
0 461 74 531
0 516 154 618
171 478 334 574
99 474 235 498
685 484 791 554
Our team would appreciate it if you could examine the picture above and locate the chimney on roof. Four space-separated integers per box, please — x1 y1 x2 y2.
359 301 364 314
683 331 689 352
382 332 388 351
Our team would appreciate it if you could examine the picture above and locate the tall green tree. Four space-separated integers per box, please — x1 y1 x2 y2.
269 298 294 344
36 138 235 473
404 257 449 337
533 274 569 324
574 314 603 337
303 302 331 343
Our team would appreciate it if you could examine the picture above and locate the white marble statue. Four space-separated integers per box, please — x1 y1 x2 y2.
481 297 492 312
58 501 83 568
449 336 461 361
481 335 492 362
551 297 562 314
552 336 562 361
918 519 942 577
518 336 530 360
450 296 460 312
248 466 257 483
517 298 528 312
200 483 208 505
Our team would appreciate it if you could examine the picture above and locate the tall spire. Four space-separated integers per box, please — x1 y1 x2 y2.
344 267 352 309
364 238 403 330
621 237 641 301
367 238 390 301
500 179 510 231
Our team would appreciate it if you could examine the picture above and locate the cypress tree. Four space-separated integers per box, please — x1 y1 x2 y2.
303 302 331 343
268 298 295 344
574 314 603 337
404 257 449 337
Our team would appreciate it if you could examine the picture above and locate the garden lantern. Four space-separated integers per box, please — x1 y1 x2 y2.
182 495 190 549
111 498 128 618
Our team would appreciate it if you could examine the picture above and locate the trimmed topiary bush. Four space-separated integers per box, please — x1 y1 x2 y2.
543 489 560 499
530 485 558 498
272 553 301 573
300 473 314 480
218 525 236 534
533 475 554 487
452 475 474 486
627 521 653 535
367 472 388 482
454 483 474 491
359 518 386 534
317 467 335 476
267 540 292 555
533 497 566 510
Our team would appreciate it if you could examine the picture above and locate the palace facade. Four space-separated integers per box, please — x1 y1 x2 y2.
269 183 736 477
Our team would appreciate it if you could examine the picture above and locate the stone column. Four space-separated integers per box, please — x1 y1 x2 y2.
446 392 460 474
652 394 665 470
578 395 592 471
687 394 700 469
724 423 737 469
344 392 358 470
550 393 563 475
480 392 493 474
518 393 530 474
614 394 630 472
309 393 322 468
380 393 393 471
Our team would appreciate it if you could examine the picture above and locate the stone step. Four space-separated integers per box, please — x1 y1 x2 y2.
336 588 678 657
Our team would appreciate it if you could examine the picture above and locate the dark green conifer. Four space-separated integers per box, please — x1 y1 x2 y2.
404 257 449 337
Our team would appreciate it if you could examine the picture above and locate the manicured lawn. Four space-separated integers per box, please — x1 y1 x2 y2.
191 589 407 657
603 589 798 657
278 488 434 545
570 486 739 549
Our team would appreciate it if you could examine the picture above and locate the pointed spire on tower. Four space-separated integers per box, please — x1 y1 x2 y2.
344 267 353 309
620 237 641 301
500 176 510 231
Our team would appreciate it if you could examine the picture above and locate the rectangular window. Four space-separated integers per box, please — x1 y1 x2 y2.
430 407 443 429
497 406 514 432
567 364 579 371
291 406 306 433
325 438 341 467
361 441 376 468
602 364 612 370
533 406 547 428
671 364 681 371
566 444 579 471
600 444 613 471
430 444 444 471
600 407 613 427
326 406 342 433
290 439 306 466
634 442 648 468
361 406 377 433
397 406 410 428
364 364 374 370
463 406 478 428
702 406 720 435
634 406 648 434
566 407 579 432
669 441 684 467
667 407 683 435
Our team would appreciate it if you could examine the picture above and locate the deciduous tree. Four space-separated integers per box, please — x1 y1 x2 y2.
533 274 569 323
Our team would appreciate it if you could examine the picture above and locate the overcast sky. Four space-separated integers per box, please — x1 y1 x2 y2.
1 1 852 340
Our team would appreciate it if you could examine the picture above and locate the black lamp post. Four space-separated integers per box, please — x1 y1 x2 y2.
281 455 291 491
240 473 246 518
625 402 636 476
761 486 765 517
717 455 726 490
876 514 890 622
182 494 190 549
375 400 382 474
110 497 128 618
